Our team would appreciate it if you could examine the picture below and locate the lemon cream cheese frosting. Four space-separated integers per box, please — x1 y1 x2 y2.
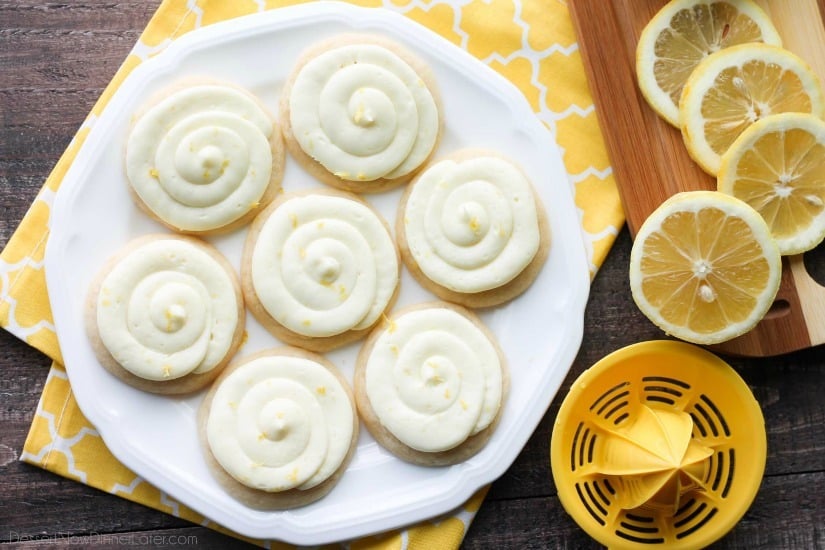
126 84 282 233
88 235 243 393
396 151 550 308
244 191 399 350
282 37 441 190
402 154 541 294
204 352 356 494
355 303 507 464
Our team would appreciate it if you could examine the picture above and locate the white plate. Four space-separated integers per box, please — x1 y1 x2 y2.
45 3 589 545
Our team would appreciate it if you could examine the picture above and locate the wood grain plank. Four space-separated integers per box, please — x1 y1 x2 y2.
756 0 825 80
0 32 143 89
568 0 715 238
567 0 825 357
0 1 824 548
469 472 825 550
0 3 158 32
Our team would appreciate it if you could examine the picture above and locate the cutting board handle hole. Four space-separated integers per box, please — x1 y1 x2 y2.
764 299 791 320
803 247 825 288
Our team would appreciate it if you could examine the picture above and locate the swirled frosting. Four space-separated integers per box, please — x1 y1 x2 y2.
126 85 275 232
403 156 541 293
250 194 398 337
206 355 354 491
96 239 239 381
289 44 439 181
364 307 503 452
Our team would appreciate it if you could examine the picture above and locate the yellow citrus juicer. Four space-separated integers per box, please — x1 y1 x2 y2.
550 340 766 549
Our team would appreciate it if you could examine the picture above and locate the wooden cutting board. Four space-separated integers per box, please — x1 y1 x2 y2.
568 0 825 356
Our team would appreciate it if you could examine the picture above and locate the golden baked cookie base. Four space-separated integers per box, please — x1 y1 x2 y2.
241 188 401 353
353 302 510 467
84 234 246 395
197 347 359 509
125 78 286 235
278 34 444 194
396 149 551 308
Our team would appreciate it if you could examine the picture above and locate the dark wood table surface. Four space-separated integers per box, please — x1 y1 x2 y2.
2 2 823 549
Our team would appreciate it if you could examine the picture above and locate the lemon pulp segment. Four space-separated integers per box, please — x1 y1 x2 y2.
637 0 780 126
719 113 825 254
680 44 825 175
639 207 772 333
630 191 781 344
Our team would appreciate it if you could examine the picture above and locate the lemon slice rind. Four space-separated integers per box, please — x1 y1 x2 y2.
718 112 825 255
636 0 781 127
629 191 781 345
680 43 825 176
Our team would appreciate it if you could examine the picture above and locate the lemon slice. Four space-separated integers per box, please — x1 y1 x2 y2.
680 43 825 175
629 191 781 345
636 0 781 127
718 112 825 255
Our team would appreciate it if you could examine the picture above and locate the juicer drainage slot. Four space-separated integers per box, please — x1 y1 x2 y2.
551 341 766 549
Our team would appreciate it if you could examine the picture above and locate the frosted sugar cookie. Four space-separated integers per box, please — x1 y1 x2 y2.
242 189 400 352
85 235 245 395
280 35 442 193
354 302 509 466
199 348 358 509
397 150 550 307
125 82 284 234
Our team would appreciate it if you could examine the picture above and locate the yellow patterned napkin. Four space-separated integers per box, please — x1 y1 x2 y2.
1 0 624 547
